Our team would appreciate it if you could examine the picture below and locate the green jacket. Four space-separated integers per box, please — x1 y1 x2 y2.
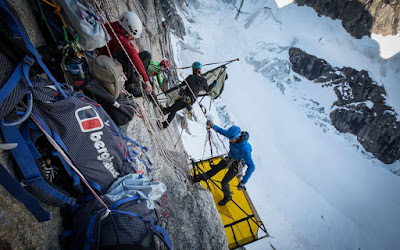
147 61 163 86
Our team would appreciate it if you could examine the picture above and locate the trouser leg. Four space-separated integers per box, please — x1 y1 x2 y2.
204 159 227 179
139 51 151 70
112 50 136 86
220 162 239 199
166 98 190 124
113 50 152 97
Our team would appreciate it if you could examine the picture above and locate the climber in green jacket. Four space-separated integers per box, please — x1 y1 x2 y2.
147 59 170 90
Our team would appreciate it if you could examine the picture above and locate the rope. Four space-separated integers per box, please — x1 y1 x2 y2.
40 0 68 27
160 194 172 218
29 111 110 215
173 119 185 148
93 0 178 142
91 0 209 183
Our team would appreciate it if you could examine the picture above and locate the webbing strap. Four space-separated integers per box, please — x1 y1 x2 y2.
0 55 34 104
109 194 140 210
85 213 99 249
0 60 24 105
1 125 43 185
0 162 50 222
124 136 153 166
1 125 74 206
0 0 67 98
150 224 173 250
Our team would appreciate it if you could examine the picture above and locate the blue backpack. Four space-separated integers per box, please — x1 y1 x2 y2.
0 0 150 222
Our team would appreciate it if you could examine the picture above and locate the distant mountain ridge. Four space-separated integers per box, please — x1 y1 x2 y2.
296 0 400 38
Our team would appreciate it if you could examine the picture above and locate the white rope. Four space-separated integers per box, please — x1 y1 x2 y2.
91 0 195 177
29 111 111 214
93 0 178 141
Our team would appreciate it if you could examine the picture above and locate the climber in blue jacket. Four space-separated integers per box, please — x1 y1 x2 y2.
193 121 255 206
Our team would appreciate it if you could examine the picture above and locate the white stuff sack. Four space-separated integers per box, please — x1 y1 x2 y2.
58 0 108 51
106 173 167 209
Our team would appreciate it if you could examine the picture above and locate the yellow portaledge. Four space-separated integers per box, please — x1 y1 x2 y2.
191 156 268 249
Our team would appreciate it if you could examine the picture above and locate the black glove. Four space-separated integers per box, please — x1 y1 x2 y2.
237 181 246 190
206 120 214 128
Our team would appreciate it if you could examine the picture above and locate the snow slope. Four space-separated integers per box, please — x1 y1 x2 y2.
170 0 400 249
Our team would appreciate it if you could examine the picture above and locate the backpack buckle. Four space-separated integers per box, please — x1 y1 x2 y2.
25 175 42 185
23 56 35 66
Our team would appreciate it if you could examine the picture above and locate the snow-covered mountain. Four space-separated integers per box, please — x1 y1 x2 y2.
170 0 400 249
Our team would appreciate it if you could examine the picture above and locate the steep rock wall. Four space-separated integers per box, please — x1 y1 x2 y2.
0 0 228 249
295 0 400 38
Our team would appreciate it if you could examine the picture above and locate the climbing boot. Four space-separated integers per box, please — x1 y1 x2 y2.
218 196 231 206
162 121 169 129
161 107 169 115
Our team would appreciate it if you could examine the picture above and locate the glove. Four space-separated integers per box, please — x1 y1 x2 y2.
237 181 246 190
206 120 214 128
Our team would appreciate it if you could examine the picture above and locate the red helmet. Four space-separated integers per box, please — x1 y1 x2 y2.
160 59 170 69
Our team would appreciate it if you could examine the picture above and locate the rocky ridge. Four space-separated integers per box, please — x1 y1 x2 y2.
289 47 400 164
295 0 400 38
0 0 228 249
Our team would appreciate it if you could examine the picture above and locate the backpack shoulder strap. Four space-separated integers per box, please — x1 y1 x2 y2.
149 224 173 250
0 161 50 222
0 124 76 221
0 0 67 98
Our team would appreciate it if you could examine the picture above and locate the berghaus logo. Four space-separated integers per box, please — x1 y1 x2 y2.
75 106 104 132
75 106 119 178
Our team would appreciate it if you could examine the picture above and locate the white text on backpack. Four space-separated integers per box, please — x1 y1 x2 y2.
90 131 120 178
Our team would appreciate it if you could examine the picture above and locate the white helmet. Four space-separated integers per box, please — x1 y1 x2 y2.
119 12 143 39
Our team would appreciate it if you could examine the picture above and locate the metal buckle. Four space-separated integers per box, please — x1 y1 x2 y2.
23 56 35 66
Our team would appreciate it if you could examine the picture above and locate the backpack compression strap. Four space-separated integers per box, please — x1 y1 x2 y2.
0 162 50 222
0 0 67 99
1 125 76 215
85 195 173 250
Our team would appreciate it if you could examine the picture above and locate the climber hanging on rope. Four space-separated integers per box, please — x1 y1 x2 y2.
98 11 152 97
159 61 216 129
193 121 255 206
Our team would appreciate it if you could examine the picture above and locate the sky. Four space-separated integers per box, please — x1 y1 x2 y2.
169 0 400 249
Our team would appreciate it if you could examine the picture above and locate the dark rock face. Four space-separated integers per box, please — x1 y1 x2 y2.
295 0 400 38
289 47 400 164
289 47 334 80
162 0 186 39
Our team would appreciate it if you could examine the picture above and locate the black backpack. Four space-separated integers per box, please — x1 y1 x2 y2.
71 195 172 250
82 78 136 126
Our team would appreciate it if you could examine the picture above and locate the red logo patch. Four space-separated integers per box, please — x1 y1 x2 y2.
75 106 104 132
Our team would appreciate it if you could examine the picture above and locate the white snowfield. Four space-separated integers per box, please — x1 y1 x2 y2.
171 0 400 249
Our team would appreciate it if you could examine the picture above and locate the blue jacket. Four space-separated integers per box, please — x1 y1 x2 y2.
214 125 255 183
